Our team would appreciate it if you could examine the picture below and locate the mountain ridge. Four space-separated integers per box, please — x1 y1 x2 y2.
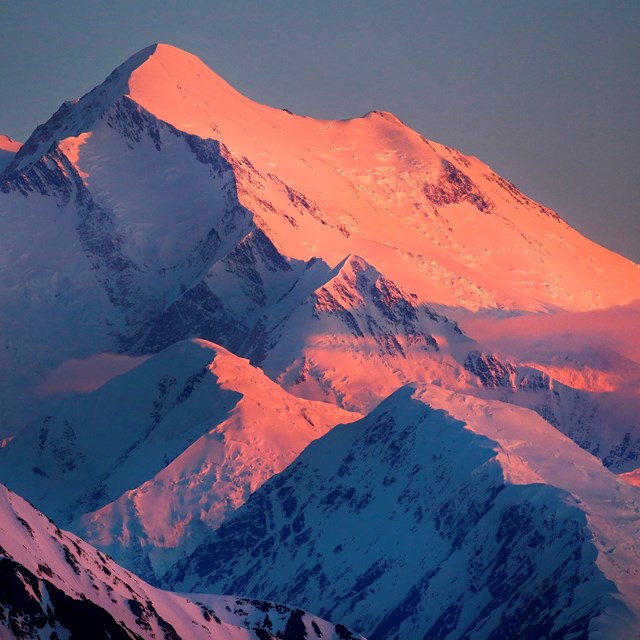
166 384 640 639
0 482 366 639
0 339 359 581
4 43 637 314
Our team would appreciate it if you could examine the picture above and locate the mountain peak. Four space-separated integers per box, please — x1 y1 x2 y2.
362 109 404 125
122 43 247 133
4 43 639 318
135 42 210 65
104 43 223 86
121 42 237 94
6 44 246 173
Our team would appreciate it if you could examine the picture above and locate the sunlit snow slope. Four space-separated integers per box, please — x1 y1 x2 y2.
7 44 639 314
0 135 21 172
1 43 639 639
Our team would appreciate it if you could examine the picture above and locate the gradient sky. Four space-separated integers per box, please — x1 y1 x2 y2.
1 1 638 262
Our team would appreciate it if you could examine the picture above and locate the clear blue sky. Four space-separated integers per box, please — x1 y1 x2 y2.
1 0 638 262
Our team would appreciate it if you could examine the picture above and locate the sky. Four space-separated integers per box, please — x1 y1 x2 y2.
1 1 638 262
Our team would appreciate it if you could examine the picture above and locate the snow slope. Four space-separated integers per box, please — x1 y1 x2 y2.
119 46 640 309
246 252 640 471
1 43 639 639
0 482 365 639
0 340 358 581
461 349 640 472
167 385 640 639
256 253 473 411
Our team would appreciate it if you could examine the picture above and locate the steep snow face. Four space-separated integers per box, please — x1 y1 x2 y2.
0 98 256 437
113 44 640 313
0 483 365 640
1 97 252 353
0 340 359 581
166 385 640 640
0 43 638 639
6 43 640 318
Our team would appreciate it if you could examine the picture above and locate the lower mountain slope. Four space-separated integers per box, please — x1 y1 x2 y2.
0 482 365 640
166 385 640 640
0 339 358 581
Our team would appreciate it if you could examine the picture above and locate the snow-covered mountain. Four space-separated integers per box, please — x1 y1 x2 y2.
166 385 640 639
0 482 365 639
256 253 472 411
9 43 637 314
3 303 637 594
1 42 639 639
0 339 358 581
1 43 639 439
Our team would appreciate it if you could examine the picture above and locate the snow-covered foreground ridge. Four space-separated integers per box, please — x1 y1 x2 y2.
167 385 640 640
0 482 365 639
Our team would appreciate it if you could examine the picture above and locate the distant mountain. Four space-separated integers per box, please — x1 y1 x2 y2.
7 44 638 314
0 482 365 639
166 385 640 639
0 134 21 171
0 340 358 581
